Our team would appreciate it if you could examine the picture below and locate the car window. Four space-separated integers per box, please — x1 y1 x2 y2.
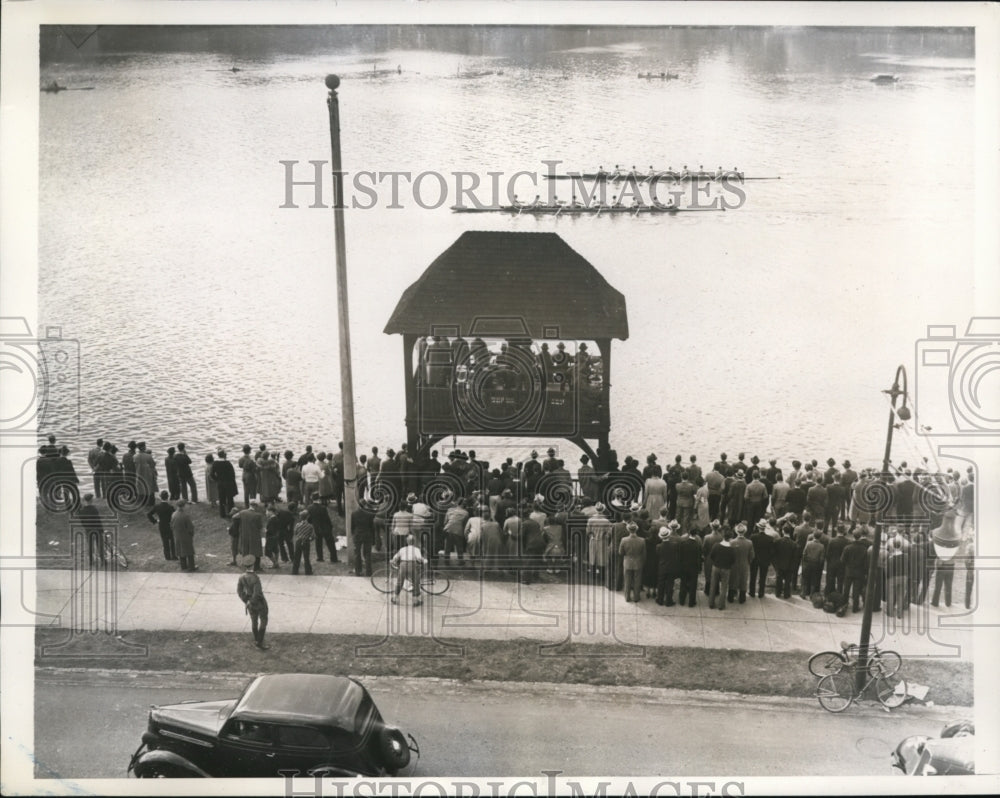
224 720 274 745
276 726 328 749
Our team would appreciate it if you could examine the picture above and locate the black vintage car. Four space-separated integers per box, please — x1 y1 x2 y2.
128 673 419 778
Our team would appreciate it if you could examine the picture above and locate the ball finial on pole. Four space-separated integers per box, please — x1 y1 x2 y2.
325 74 340 90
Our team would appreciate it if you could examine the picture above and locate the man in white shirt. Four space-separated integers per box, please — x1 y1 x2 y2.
391 534 427 606
301 456 321 504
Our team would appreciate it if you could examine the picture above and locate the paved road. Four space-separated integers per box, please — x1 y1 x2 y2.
32 669 963 780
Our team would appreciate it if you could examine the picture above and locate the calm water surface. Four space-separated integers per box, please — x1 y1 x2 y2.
38 28 975 471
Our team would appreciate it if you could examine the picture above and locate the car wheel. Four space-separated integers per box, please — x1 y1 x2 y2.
133 762 185 778
378 726 411 771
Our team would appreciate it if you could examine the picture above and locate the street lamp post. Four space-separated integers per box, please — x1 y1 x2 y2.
325 74 358 566
857 364 910 692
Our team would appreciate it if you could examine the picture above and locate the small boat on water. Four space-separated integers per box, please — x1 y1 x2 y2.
455 69 504 79
543 167 780 182
639 71 679 80
871 74 899 84
41 82 95 93
451 202 725 216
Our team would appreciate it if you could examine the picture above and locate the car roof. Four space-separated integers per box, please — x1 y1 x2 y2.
233 674 368 728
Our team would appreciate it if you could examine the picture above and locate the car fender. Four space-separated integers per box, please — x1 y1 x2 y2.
131 748 212 778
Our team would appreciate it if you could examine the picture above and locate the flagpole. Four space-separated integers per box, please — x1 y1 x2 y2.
326 74 358 565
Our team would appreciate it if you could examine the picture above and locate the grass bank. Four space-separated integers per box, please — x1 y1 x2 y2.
34 628 973 706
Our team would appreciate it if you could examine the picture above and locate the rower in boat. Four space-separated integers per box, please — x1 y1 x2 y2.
642 165 659 183
679 164 691 180
608 164 625 180
694 164 713 180
661 165 679 181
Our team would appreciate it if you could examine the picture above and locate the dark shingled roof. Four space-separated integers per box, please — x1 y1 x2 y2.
383 231 628 340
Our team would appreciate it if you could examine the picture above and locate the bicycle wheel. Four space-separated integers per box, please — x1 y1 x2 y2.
808 650 848 678
875 674 908 708
370 564 396 594
104 540 128 569
816 672 855 713
420 569 450 596
870 649 902 678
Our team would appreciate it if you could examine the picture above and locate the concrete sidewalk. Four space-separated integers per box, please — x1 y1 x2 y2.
32 568 974 658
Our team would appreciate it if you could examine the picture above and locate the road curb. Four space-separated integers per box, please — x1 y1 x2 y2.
34 666 971 716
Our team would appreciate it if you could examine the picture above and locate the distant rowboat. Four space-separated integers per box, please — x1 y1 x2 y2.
451 203 725 215
543 170 779 182
871 74 899 84
638 72 679 80
41 83 95 93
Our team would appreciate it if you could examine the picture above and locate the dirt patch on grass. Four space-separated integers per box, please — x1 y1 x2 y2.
34 628 973 706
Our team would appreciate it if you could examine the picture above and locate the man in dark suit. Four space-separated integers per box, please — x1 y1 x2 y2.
842 532 870 613
749 519 774 598
211 449 239 518
655 525 681 605
824 524 849 595
726 471 746 527
665 455 684 519
147 491 177 561
771 527 798 599
175 443 198 502
308 498 337 563
351 503 375 576
839 460 858 517
164 447 181 500
825 478 846 531
677 526 702 607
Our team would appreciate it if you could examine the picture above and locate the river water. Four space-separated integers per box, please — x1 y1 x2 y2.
37 26 975 472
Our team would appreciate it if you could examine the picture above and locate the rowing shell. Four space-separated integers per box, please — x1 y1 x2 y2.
450 204 726 215
543 172 779 182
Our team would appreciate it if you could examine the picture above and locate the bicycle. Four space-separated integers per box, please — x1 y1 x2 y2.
808 639 901 678
370 562 450 596
815 661 908 713
104 531 129 569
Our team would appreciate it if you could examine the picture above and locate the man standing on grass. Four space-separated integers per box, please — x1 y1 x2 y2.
701 520 722 596
237 501 264 572
620 522 646 602
351 502 376 577
147 490 177 561
308 497 337 563
292 510 315 575
708 529 736 610
771 525 798 599
677 525 702 608
237 555 269 650
841 531 869 613
171 499 197 572
211 449 238 518
748 518 773 598
175 443 198 503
